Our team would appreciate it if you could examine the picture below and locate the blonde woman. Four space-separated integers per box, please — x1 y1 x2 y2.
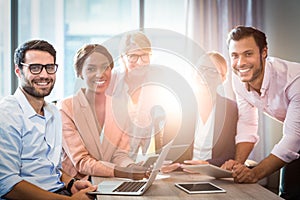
108 31 164 161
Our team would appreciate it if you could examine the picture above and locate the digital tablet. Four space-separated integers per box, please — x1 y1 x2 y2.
142 154 159 167
175 182 226 194
181 164 232 178
166 144 190 162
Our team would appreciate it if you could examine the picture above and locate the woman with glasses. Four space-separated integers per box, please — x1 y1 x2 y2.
191 51 237 165
161 51 238 173
57 44 149 180
107 31 163 162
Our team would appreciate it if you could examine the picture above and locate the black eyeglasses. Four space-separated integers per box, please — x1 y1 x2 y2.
126 53 150 63
21 62 58 75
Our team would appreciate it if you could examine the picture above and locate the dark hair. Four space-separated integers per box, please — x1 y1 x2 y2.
74 44 114 77
14 40 56 69
227 26 268 54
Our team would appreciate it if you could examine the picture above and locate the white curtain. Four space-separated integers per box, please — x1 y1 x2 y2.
185 0 263 55
185 0 264 101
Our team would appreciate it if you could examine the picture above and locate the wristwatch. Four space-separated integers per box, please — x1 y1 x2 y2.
66 178 77 194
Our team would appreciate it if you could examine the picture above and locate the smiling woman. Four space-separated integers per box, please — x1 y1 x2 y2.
79 48 112 95
57 44 149 180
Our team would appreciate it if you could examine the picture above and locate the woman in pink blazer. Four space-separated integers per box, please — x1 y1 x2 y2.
58 44 148 180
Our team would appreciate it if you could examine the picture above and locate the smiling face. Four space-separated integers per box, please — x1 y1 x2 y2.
229 36 267 85
15 50 56 98
81 52 111 94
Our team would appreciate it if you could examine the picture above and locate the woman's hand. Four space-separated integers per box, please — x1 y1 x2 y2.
183 160 209 165
181 160 209 173
160 163 181 173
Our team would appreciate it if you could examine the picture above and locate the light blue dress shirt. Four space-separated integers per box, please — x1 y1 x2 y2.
0 88 64 198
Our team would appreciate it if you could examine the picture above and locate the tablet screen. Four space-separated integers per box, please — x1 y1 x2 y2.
175 182 226 194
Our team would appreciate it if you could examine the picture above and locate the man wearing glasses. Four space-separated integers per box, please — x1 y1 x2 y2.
0 39 96 199
108 31 156 161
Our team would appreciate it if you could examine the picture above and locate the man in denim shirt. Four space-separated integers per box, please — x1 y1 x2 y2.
0 40 96 200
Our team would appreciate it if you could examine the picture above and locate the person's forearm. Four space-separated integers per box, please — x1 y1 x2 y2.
61 170 73 186
252 154 286 180
4 181 70 200
235 142 255 164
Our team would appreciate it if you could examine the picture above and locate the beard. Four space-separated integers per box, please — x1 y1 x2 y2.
248 56 264 83
233 55 264 83
21 77 55 98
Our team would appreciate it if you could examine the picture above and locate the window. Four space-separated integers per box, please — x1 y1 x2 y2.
17 0 64 101
144 0 186 35
64 0 139 98
1 0 186 101
15 0 140 101
0 0 11 99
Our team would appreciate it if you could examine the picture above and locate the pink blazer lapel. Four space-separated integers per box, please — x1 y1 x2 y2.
73 90 103 160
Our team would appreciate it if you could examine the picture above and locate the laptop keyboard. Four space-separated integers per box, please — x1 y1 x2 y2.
113 181 146 192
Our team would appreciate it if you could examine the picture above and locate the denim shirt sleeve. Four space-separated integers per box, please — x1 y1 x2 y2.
0 91 64 198
0 105 24 198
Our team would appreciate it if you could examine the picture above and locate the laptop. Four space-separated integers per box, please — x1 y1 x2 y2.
88 141 173 196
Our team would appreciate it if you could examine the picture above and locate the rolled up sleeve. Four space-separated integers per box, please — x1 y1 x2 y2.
0 124 23 198
234 84 259 144
271 84 300 163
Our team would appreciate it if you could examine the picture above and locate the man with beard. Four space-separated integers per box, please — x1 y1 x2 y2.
221 26 300 200
0 40 96 200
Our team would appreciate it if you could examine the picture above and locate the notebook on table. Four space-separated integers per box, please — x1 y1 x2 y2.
88 140 173 196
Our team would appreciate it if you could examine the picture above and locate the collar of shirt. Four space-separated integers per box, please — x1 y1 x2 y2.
260 58 272 97
14 88 54 122
0 88 64 194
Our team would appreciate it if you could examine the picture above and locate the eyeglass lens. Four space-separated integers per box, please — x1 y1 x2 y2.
127 54 150 63
24 63 58 74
